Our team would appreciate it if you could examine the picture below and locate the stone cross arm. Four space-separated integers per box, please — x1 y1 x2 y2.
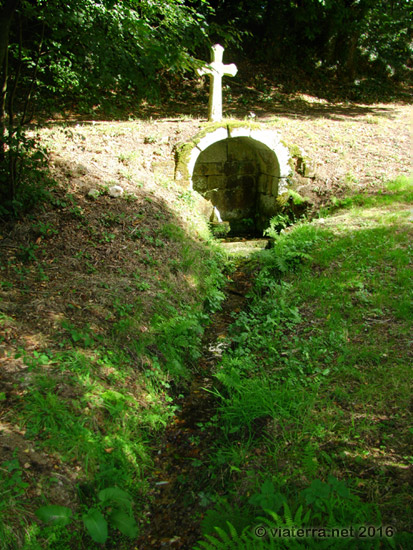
197 44 237 122
197 44 237 79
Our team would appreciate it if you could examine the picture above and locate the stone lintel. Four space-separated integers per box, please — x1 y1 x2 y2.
258 194 278 215
203 175 227 190
258 174 270 193
228 126 252 139
196 127 229 152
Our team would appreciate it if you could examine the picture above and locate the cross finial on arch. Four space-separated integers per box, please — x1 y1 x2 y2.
197 44 237 122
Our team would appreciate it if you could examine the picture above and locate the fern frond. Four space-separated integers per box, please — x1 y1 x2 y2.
282 501 294 527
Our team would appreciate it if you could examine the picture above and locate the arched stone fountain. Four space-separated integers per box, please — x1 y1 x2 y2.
175 122 315 235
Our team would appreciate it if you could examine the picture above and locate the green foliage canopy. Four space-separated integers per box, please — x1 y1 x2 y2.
5 0 211 111
208 0 413 79
0 0 213 212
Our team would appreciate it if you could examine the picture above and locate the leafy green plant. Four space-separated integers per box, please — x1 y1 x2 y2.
264 213 291 235
98 231 116 244
0 457 31 550
32 221 59 238
152 308 204 377
0 132 54 218
196 522 277 550
178 189 195 205
161 222 185 242
0 457 29 512
112 299 134 318
142 252 158 266
16 243 39 264
203 286 226 313
210 373 279 435
18 349 52 370
35 487 138 544
61 321 95 348
259 224 321 278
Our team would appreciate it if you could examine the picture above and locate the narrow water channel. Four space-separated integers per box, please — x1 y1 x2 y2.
135 256 256 549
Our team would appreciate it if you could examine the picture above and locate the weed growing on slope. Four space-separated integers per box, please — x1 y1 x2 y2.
35 486 138 544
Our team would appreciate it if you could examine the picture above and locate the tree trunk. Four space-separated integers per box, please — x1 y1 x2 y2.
0 0 19 166
343 31 360 80
0 0 19 69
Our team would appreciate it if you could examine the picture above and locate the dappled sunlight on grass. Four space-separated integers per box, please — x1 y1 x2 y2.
0 161 228 548
197 184 412 546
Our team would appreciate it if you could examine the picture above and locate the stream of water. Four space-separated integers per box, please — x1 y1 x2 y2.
136 259 254 549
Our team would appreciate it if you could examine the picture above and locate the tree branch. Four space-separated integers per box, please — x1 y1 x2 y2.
0 0 19 168
21 18 46 125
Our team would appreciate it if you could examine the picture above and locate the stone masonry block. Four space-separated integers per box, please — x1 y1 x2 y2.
257 174 271 194
271 177 279 196
228 127 252 139
223 160 240 176
227 139 255 161
258 194 277 216
198 141 228 163
204 175 227 190
237 161 256 176
225 176 240 189
192 175 209 193
194 162 225 177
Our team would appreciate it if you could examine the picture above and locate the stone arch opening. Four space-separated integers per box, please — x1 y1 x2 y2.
175 125 292 236
193 136 280 235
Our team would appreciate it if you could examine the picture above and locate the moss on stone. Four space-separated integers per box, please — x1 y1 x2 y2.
276 193 290 207
198 119 262 138
176 142 196 163
286 143 303 158
287 189 307 204
225 119 263 131
175 142 197 182
281 141 316 178
195 122 228 141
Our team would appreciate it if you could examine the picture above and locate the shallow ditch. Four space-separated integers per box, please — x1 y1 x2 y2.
135 257 255 549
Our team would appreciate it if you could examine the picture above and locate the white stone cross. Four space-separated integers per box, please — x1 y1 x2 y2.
197 44 237 122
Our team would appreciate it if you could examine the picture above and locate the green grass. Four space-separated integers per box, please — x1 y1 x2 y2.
1 305 226 548
1 170 411 549
0 181 228 549
196 180 412 548
319 176 413 216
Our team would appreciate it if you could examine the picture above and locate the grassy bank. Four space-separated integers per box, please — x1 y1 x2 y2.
196 177 412 549
0 174 227 548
